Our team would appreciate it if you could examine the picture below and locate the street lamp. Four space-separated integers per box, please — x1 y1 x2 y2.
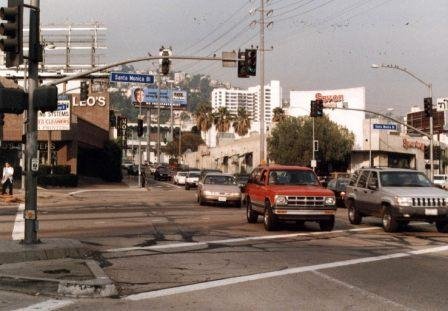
371 63 434 180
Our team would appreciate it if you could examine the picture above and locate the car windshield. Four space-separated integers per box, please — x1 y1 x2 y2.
434 176 445 181
204 175 236 185
189 172 200 177
269 170 318 186
380 171 432 187
178 172 188 176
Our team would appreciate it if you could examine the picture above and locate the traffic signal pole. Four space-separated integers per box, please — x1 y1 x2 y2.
24 0 39 244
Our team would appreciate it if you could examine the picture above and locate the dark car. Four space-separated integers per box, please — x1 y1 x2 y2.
127 165 139 176
327 178 350 207
154 166 171 181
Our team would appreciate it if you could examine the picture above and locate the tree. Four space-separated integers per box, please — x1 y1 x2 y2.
232 107 251 136
268 116 354 174
163 132 204 157
214 107 232 133
194 103 214 133
110 90 137 120
180 111 191 122
272 107 286 122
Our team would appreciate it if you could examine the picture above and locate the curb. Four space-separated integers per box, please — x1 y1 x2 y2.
0 259 117 298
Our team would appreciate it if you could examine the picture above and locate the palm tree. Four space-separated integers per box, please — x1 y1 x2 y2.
214 107 232 133
232 107 251 136
194 103 214 133
272 107 286 123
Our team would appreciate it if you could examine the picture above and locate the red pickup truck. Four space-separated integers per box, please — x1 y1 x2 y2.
245 165 337 231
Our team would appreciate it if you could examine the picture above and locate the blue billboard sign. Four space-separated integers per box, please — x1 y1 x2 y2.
110 72 155 84
373 123 397 130
131 87 187 109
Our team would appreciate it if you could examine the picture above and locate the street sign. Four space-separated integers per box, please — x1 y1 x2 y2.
311 160 317 168
373 123 397 130
31 158 39 172
110 72 155 84
436 98 448 112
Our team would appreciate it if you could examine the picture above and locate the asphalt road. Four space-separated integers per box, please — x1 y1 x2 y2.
1 177 448 310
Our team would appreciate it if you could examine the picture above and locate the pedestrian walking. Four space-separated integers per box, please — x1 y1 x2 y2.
1 162 14 195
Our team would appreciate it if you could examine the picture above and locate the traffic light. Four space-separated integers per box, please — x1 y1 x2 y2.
316 99 323 117
137 116 144 137
160 49 171 75
80 81 89 101
33 85 58 112
237 50 248 78
0 87 27 114
109 110 116 127
310 100 316 117
245 48 257 76
424 97 432 117
0 0 23 68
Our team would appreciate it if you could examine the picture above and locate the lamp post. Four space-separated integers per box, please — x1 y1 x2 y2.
371 63 434 180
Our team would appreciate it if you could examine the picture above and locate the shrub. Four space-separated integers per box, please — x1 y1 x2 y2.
37 174 78 187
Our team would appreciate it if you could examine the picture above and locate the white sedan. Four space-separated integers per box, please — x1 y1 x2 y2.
174 171 188 185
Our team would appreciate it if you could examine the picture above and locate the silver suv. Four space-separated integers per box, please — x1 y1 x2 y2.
345 168 448 233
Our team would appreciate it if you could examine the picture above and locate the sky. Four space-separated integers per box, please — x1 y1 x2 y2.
37 0 448 116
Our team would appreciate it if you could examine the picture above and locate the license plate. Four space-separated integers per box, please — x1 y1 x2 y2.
425 208 438 216
218 196 227 202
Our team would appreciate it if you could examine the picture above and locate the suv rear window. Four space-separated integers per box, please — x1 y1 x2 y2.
357 170 370 188
349 170 360 186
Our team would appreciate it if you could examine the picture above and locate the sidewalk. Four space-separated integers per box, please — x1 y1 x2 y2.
0 176 136 297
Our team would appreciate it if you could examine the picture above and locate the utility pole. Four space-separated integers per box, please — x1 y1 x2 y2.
24 0 40 244
259 0 266 164
156 72 161 165
146 108 151 163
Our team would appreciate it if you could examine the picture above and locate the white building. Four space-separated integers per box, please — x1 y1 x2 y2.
208 80 282 147
288 87 366 150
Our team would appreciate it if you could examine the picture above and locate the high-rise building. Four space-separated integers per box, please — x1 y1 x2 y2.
211 80 282 133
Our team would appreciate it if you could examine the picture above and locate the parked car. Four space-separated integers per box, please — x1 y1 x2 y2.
122 160 134 170
345 167 448 233
185 171 201 190
327 177 351 207
173 171 188 185
127 165 139 176
245 165 336 231
197 173 242 207
433 174 448 189
154 166 171 181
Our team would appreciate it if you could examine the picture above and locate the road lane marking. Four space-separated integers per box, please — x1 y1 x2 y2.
312 271 414 311
106 227 380 253
13 299 74 311
124 244 448 301
12 203 25 240
68 188 146 196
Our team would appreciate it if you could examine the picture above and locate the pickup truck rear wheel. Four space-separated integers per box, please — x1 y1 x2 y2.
347 200 362 225
382 207 398 232
246 198 258 223
263 201 278 231
319 216 335 231
435 221 448 233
